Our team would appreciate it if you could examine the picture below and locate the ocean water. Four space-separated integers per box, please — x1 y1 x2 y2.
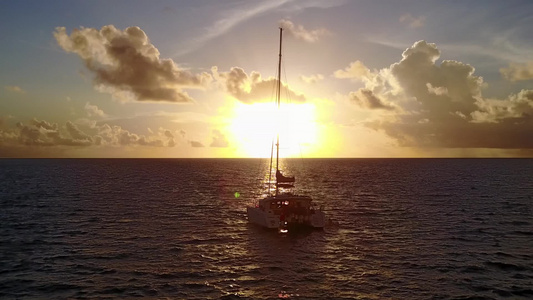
0 158 532 299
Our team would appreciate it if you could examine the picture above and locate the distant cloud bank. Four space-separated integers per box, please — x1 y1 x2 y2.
336 40 533 150
0 118 176 149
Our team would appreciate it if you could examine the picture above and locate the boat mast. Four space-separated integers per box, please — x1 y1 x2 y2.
275 27 283 196
268 139 273 196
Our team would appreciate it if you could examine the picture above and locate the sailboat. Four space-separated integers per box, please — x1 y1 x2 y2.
246 28 326 232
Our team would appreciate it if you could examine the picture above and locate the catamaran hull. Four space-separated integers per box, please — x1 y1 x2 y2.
310 211 326 228
247 207 280 228
247 207 326 229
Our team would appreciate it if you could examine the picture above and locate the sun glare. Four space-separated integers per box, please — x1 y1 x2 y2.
229 102 318 158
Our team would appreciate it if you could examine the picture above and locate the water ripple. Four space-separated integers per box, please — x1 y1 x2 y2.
1 158 532 299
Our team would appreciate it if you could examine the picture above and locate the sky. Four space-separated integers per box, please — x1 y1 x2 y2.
1 0 532 158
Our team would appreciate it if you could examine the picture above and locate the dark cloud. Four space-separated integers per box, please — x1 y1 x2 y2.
337 40 533 150
349 89 394 110
164 130 174 139
54 25 211 102
189 140 204 148
213 66 305 103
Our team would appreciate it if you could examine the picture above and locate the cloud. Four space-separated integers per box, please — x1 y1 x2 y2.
163 129 174 139
334 60 371 81
4 86 26 94
84 102 106 117
210 129 229 148
95 124 173 147
163 129 175 147
426 83 448 96
399 14 426 28
300 74 324 84
278 19 329 43
11 118 92 147
339 40 533 150
167 138 175 147
500 62 533 81
189 140 204 148
0 117 178 150
54 25 211 102
471 89 533 124
212 66 305 103
349 89 394 110
66 121 92 142
369 37 532 66
164 131 175 147
31 118 58 131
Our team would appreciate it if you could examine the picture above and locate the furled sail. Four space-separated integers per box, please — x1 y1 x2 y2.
276 170 295 183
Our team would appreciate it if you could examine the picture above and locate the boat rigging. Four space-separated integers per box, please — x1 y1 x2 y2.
246 28 326 233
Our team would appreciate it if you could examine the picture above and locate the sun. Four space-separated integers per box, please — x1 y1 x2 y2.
228 102 318 158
